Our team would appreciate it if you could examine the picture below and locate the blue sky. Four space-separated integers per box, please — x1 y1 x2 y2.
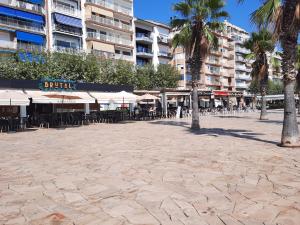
134 0 262 33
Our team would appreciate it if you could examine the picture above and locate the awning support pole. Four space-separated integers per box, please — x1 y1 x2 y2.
20 105 27 130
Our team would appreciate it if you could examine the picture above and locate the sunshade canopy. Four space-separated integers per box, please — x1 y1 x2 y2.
25 90 95 104
0 89 30 106
89 91 137 104
137 94 159 101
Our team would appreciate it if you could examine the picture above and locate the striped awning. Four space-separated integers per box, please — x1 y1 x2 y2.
54 13 82 28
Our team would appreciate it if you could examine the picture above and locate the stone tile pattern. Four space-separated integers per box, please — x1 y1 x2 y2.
0 110 299 225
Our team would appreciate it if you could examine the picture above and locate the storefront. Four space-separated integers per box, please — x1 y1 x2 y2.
0 79 134 129
198 90 243 109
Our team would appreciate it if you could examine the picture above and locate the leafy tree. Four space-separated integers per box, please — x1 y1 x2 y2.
135 64 155 90
239 0 300 146
171 0 228 130
153 64 180 89
244 29 275 120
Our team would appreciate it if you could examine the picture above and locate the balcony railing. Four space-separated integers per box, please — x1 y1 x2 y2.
136 33 153 43
236 47 250 54
54 45 83 54
236 56 247 62
0 15 45 33
236 82 248 88
236 74 251 81
9 0 45 14
207 81 221 86
115 53 133 61
236 65 251 72
87 32 132 46
17 42 44 52
53 25 82 36
91 49 114 58
89 15 132 31
52 3 81 18
86 0 132 16
158 52 172 58
0 40 16 49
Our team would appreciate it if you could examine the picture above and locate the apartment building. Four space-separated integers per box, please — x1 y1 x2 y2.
224 21 251 93
84 0 134 62
0 0 46 55
269 51 282 83
134 18 172 67
172 30 236 91
47 0 85 53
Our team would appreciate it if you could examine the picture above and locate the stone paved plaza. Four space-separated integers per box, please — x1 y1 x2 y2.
0 110 300 225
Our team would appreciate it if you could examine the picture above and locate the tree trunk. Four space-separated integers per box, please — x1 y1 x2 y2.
280 0 299 147
190 58 200 130
260 86 268 120
259 53 269 120
298 92 300 115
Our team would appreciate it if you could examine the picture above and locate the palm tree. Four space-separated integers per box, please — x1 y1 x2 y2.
296 45 300 114
171 0 228 130
239 0 300 147
244 29 275 120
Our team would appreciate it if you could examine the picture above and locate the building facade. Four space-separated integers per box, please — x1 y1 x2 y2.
172 28 236 91
134 18 172 67
224 21 251 93
0 0 46 55
84 0 134 62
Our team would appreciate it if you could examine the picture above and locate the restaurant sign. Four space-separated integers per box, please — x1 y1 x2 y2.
39 78 77 91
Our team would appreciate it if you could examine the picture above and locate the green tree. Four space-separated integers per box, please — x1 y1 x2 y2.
244 29 275 120
153 64 180 89
239 0 300 146
135 64 155 90
171 0 228 130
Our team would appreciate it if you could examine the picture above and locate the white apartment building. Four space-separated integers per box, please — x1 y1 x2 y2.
134 18 172 67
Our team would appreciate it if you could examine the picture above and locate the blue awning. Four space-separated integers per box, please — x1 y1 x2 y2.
0 6 44 24
25 0 43 5
16 31 44 45
54 13 82 28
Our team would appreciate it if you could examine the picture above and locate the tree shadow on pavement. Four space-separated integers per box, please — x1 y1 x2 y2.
150 120 278 146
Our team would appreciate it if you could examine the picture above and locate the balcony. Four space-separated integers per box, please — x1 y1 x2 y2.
158 51 172 58
158 35 169 44
53 24 82 36
0 15 45 33
87 32 132 46
52 3 81 18
236 56 247 62
9 0 45 14
89 15 132 32
210 49 222 56
236 74 252 81
0 40 16 50
54 45 83 54
136 48 153 58
17 42 44 52
136 33 153 44
86 0 132 16
207 81 221 86
207 59 221 66
91 49 114 58
236 65 251 72
236 47 250 54
236 82 249 89
115 53 133 61
206 70 221 76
